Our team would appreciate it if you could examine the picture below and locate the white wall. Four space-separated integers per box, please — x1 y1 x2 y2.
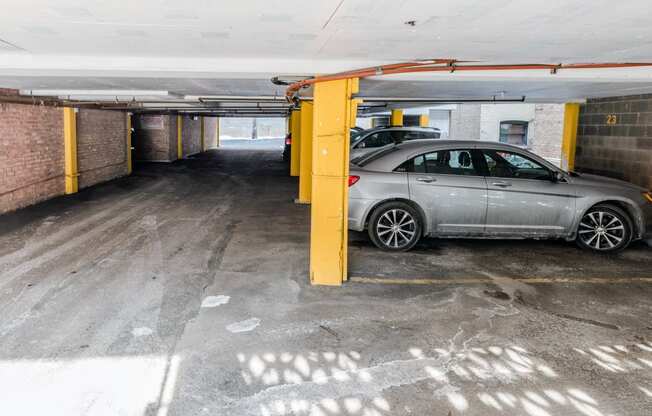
479 104 535 143
428 110 450 138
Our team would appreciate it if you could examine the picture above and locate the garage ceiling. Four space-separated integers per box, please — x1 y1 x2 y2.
1 0 652 101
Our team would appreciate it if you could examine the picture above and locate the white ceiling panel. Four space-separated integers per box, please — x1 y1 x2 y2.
1 0 652 100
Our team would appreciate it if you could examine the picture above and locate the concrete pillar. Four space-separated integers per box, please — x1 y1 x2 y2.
310 78 359 286
63 107 78 194
297 101 313 204
391 109 404 126
561 103 580 171
290 110 301 176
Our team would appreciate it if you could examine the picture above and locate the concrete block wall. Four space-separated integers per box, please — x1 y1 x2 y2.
0 103 64 214
0 103 130 215
449 104 481 140
181 116 202 157
577 94 652 189
77 109 128 189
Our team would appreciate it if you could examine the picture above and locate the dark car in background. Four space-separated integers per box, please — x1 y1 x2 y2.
349 126 441 159
283 127 365 163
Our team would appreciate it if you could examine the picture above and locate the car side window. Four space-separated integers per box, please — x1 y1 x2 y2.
395 149 477 175
390 131 408 142
358 131 393 148
482 150 551 180
417 131 440 139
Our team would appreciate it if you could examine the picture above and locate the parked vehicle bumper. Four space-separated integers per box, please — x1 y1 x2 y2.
348 198 377 231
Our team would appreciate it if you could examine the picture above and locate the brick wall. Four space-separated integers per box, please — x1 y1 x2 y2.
77 109 128 189
181 116 202 157
531 104 564 165
134 114 176 162
0 103 64 214
577 94 652 189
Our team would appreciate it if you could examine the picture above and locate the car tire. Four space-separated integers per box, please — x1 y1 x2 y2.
575 204 633 253
368 201 422 251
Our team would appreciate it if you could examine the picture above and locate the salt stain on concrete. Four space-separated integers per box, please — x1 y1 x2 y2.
131 327 154 337
226 318 260 333
201 295 230 308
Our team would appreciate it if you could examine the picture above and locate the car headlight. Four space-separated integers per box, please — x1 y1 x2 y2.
644 191 652 203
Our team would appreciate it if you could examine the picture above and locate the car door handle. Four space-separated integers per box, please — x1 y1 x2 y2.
416 176 436 183
491 181 512 187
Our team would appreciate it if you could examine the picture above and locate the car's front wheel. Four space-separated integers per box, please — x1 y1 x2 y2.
368 202 422 251
576 204 632 253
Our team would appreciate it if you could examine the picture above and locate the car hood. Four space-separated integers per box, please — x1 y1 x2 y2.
571 172 646 191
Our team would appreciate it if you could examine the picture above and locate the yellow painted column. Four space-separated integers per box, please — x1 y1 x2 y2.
419 114 429 127
310 78 359 286
290 110 302 176
391 109 404 126
297 101 313 204
63 107 78 194
177 115 183 159
126 113 133 175
200 116 205 151
561 103 580 171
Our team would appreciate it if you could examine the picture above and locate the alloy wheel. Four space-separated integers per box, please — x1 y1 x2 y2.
376 208 417 249
578 210 626 251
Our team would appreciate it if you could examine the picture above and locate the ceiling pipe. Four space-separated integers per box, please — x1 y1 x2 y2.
357 96 526 103
283 59 652 100
197 95 287 103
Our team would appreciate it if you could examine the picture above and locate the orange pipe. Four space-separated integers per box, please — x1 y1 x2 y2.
286 60 652 99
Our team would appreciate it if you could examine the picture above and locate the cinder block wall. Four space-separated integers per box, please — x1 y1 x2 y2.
577 94 652 189
77 109 128 189
0 103 64 214
181 116 202 157
449 104 481 139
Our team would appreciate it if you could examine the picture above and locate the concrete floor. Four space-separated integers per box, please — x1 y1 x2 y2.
0 144 651 416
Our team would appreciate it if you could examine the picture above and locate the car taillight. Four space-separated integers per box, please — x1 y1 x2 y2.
644 191 652 203
285 134 292 145
348 175 360 187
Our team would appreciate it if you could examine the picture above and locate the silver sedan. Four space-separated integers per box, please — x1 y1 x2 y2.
348 140 652 252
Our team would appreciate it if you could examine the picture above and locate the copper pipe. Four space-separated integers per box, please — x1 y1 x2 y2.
285 60 652 99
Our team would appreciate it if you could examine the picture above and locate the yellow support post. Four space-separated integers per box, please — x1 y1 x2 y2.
177 115 183 159
561 103 580 171
391 109 403 126
297 101 314 204
126 113 133 175
200 116 205 151
290 110 301 176
310 78 359 286
419 114 429 127
63 107 78 194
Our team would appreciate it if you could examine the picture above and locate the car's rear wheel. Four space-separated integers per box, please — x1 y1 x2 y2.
368 202 422 251
576 204 632 253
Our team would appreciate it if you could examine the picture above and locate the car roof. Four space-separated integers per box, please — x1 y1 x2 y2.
355 139 560 172
362 126 441 132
